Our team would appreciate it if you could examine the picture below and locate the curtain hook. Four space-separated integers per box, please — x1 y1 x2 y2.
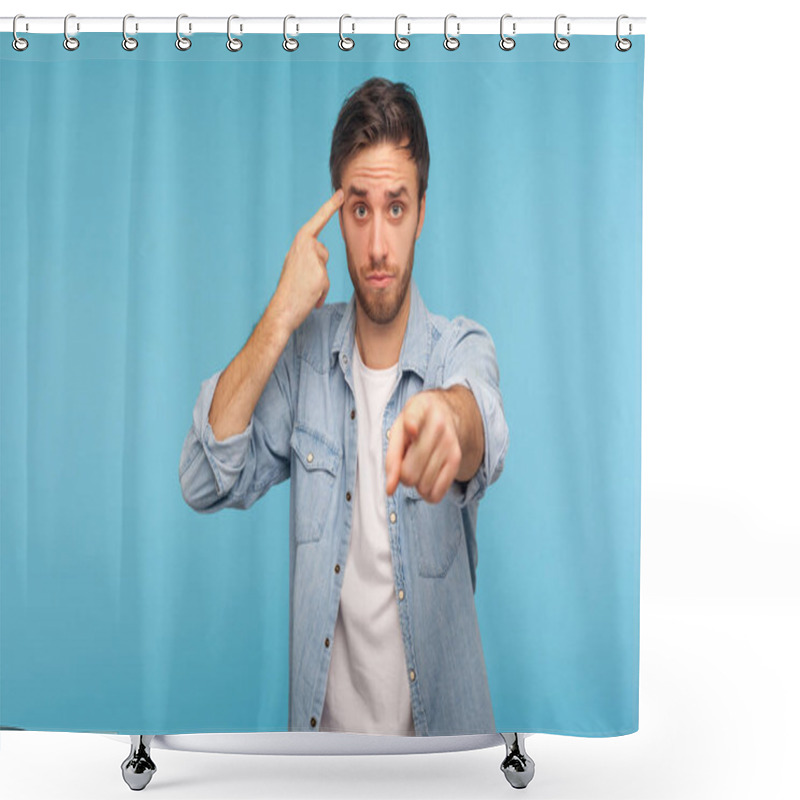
615 15 632 51
227 15 243 52
283 15 299 51
339 14 355 50
553 14 570 51
499 14 516 51
122 14 138 51
12 14 29 52
394 15 410 50
64 13 80 51
176 14 191 50
443 13 460 51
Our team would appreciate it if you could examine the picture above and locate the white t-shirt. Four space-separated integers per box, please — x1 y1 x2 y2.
319 340 415 735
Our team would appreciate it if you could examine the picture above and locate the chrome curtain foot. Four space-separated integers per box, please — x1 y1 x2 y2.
499 732 535 789
121 735 157 791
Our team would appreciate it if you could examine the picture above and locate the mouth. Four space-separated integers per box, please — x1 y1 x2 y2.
366 274 394 288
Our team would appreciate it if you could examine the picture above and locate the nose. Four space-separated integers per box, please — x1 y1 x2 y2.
368 214 389 266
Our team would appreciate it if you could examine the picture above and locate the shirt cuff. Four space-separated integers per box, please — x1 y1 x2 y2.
193 370 254 496
441 375 508 508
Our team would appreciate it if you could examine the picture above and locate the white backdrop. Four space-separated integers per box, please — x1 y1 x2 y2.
1 1 797 799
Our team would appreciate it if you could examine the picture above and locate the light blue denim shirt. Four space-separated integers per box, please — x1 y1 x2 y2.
179 276 509 736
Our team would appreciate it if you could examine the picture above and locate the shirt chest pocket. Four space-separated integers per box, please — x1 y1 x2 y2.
290 424 342 544
405 486 463 578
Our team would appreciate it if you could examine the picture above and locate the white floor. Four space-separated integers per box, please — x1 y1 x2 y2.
2 596 798 800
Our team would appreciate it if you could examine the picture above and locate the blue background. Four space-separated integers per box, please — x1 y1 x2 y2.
1 32 643 736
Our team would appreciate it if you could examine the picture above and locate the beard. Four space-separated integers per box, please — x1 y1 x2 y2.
347 241 415 326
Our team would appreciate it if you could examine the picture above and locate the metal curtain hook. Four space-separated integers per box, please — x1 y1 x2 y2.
500 14 516 50
64 13 80 51
122 14 138 51
443 13 460 51
339 14 354 50
227 15 243 52
615 14 632 51
553 14 570 51
395 14 410 50
283 15 299 51
12 14 29 52
176 13 191 50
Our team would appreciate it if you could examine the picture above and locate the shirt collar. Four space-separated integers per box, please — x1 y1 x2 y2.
331 274 430 380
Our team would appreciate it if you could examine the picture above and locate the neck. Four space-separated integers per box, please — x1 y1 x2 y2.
355 293 410 370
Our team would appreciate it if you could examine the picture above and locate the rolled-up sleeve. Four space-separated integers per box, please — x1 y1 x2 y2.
179 330 295 513
440 317 509 509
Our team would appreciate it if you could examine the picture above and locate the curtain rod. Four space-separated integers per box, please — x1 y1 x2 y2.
2 16 646 36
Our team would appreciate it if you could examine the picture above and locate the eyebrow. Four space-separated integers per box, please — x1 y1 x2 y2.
347 186 410 201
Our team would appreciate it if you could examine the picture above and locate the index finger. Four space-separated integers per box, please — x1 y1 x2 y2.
385 413 413 495
385 416 404 495
303 189 345 239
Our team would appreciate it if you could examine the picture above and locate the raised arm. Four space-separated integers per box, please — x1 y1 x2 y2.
179 189 345 513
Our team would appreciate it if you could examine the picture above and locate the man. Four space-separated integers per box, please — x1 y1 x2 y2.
179 77 509 736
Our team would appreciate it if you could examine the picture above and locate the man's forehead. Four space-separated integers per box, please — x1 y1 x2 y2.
340 140 418 201
346 185 410 200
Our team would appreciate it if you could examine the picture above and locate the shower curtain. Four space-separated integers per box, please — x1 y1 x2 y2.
1 29 644 737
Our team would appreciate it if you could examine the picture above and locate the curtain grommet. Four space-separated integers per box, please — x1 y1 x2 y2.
64 13 80 51
443 14 460 51
615 15 632 51
499 14 516 51
553 14 570 51
122 15 138 51
226 15 243 52
339 15 355 50
12 14 29 52
394 15 410 50
176 14 191 51
283 15 299 51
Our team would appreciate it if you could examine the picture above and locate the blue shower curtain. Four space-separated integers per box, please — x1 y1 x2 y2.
1 31 644 736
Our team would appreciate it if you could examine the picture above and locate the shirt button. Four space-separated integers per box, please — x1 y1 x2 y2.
306 452 313 463
409 669 416 682
325 638 330 647
398 589 404 601
351 409 356 419
346 491 351 502
334 564 340 574
342 354 348 365
389 512 396 524
310 717 317 727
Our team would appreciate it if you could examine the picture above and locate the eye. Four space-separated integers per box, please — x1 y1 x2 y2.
354 205 367 219
390 204 403 218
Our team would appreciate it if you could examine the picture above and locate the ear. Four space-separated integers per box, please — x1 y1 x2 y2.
415 192 426 240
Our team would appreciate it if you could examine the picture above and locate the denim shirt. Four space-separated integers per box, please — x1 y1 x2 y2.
179 276 509 736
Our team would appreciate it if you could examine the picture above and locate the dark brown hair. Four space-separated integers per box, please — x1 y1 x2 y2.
329 77 430 208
